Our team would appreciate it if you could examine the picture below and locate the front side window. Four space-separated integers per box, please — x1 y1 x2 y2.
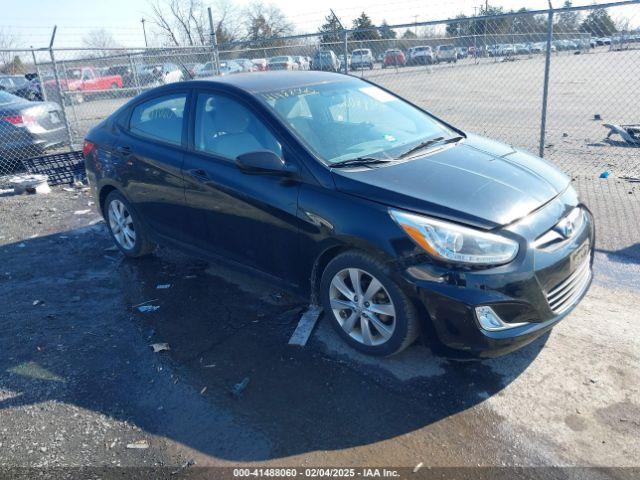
194 92 282 160
129 93 187 145
259 79 454 164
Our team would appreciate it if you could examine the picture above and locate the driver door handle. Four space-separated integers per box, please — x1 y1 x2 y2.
188 168 209 181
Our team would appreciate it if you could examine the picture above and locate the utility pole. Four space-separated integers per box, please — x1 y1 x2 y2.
330 9 348 74
207 7 221 76
141 18 148 47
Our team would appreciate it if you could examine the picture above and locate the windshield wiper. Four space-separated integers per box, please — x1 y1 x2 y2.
329 157 392 169
398 135 464 159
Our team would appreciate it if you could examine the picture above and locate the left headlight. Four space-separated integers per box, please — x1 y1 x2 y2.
390 209 519 266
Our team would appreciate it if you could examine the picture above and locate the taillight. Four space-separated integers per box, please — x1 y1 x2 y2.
2 114 38 127
83 140 96 158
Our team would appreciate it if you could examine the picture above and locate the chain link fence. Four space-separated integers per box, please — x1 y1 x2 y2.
0 1 638 187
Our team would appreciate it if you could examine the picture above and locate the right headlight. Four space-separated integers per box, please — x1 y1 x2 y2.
390 209 519 266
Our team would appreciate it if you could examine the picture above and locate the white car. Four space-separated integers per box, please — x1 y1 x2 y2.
435 45 457 63
350 49 374 70
407 46 435 65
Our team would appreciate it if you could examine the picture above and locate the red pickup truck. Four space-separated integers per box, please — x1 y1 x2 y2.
44 67 123 103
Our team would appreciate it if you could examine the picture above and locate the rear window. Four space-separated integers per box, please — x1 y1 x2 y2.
439 45 455 50
129 93 187 146
352 50 369 55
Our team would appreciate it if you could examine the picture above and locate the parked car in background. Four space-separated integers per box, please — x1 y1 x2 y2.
435 45 457 63
382 49 406 68
497 44 516 56
528 42 543 53
183 63 204 78
268 56 298 71
0 90 66 168
312 50 341 72
406 46 435 65
251 58 268 71
456 47 468 59
141 63 185 84
195 62 216 78
293 56 310 70
104 65 137 88
234 59 256 73
218 61 244 76
84 71 594 358
350 49 374 70
43 66 123 103
515 43 530 55
338 54 351 70
0 75 37 101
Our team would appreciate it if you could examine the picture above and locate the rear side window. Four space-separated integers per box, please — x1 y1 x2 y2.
129 93 187 146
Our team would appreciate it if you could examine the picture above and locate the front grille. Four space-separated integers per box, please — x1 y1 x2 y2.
545 258 592 315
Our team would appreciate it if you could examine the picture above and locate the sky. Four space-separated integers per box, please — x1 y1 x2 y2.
1 0 638 48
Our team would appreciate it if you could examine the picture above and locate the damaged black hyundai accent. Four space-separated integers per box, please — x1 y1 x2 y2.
84 71 594 358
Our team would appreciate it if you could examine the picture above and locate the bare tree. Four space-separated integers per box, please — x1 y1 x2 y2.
146 0 240 47
0 29 19 70
243 1 293 43
83 28 121 55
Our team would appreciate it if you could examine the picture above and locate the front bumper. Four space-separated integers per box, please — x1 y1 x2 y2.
399 197 595 358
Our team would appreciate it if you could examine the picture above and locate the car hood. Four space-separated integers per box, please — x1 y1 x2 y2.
330 133 570 229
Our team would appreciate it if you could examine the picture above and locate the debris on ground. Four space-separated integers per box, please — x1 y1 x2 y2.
126 440 149 449
171 459 196 475
604 123 640 146
74 209 91 215
32 300 43 306
202 364 216 368
132 299 159 309
230 377 250 398
150 343 170 353
200 386 207 395
9 174 51 195
413 462 424 473
288 305 323 346
138 305 160 313
600 171 610 179
104 245 118 252
156 284 171 289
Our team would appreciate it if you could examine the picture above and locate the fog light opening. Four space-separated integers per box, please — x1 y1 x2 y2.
475 306 529 332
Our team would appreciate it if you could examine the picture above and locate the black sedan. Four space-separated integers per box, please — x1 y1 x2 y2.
0 91 67 169
83 71 594 358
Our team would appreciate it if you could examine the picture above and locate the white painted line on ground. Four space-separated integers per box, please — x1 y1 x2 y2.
288 305 323 347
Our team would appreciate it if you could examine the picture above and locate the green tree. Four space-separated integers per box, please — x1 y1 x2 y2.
446 14 470 38
378 20 396 40
556 1 581 32
579 8 617 36
401 29 417 39
350 12 380 41
318 13 344 45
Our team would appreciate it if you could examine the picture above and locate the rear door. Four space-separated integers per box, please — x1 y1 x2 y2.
117 90 190 241
181 89 302 281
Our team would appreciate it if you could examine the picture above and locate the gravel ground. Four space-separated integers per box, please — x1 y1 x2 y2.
0 185 638 477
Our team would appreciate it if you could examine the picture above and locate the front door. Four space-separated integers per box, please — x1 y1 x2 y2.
181 90 301 282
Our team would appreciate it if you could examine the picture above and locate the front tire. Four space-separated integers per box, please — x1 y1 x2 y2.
320 251 420 356
104 190 155 258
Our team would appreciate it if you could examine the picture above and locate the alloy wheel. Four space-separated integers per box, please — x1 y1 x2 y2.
329 268 396 346
108 199 136 250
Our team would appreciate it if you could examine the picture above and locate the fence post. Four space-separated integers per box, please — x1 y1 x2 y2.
30 48 48 102
343 30 349 74
60 61 80 139
49 48 74 151
539 3 554 158
207 7 220 75
128 53 141 95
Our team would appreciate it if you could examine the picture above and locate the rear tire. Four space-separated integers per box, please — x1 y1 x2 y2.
320 250 420 356
104 190 155 258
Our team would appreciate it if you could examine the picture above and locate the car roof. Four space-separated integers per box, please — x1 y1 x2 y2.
188 71 354 94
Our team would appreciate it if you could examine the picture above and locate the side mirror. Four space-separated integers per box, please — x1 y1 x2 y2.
235 150 292 176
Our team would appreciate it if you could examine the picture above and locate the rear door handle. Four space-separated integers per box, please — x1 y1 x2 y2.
188 168 209 181
115 145 131 156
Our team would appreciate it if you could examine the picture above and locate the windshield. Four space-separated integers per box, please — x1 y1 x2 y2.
259 79 455 164
271 56 289 62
